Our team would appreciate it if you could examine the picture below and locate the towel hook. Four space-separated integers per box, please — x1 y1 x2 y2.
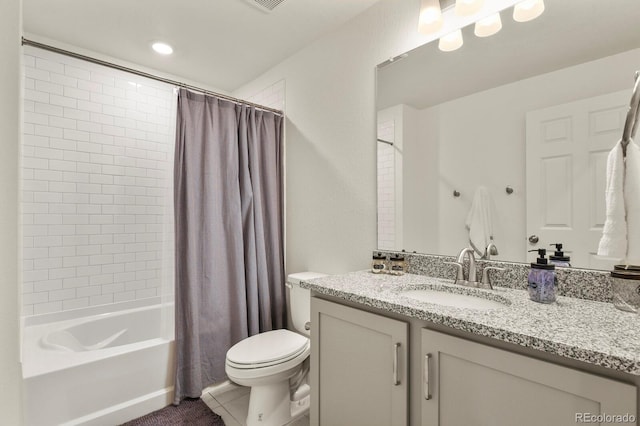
621 70 640 156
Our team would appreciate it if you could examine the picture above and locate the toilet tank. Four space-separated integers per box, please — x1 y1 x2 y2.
287 272 327 336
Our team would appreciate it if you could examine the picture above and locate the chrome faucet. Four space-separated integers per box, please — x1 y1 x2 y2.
457 247 477 284
445 247 478 286
480 266 506 290
484 242 499 260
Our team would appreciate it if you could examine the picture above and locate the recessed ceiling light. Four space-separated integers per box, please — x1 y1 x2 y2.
152 42 173 55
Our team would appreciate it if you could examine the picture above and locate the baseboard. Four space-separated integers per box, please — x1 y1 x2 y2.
61 387 175 426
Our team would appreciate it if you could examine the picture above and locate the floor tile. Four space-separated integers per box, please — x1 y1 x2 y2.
201 391 221 410
286 414 311 426
210 405 242 426
224 393 250 425
213 384 251 405
204 380 241 398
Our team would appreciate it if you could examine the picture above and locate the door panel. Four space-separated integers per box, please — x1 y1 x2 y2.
311 298 408 426
421 329 637 426
526 90 628 269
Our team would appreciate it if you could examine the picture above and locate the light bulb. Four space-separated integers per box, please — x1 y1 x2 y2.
474 12 502 37
513 0 545 22
152 42 173 55
439 29 464 52
455 0 484 16
418 0 443 34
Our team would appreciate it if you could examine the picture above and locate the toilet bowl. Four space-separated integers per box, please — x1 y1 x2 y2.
225 272 326 426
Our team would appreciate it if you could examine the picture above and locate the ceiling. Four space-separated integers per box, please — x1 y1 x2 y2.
23 0 382 92
377 0 640 110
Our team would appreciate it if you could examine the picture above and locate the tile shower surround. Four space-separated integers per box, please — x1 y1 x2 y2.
376 251 614 303
22 48 175 316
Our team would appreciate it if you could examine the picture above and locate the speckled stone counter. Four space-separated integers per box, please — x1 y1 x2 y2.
301 271 640 375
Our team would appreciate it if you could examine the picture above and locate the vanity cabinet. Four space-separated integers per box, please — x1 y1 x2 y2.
310 297 408 426
421 329 637 426
310 295 638 426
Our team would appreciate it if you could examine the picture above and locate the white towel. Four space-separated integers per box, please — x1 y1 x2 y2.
598 140 627 260
625 141 640 264
465 186 495 257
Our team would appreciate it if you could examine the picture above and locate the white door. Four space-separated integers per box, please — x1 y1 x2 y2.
526 90 628 269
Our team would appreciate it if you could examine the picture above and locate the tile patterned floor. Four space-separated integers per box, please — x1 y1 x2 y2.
202 381 310 426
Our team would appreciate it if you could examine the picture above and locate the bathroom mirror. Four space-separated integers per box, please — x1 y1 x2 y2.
376 0 640 270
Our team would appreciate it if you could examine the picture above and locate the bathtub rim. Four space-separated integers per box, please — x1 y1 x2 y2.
24 296 167 326
22 299 175 379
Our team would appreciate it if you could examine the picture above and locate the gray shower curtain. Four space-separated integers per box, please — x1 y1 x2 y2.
173 88 285 403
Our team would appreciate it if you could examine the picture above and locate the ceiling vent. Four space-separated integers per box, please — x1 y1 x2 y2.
245 0 286 13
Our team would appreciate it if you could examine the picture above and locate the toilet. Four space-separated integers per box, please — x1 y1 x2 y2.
225 272 327 426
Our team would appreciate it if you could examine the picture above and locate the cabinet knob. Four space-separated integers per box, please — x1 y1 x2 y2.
528 235 539 244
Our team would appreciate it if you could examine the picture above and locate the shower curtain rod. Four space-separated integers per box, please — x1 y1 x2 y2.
21 37 284 117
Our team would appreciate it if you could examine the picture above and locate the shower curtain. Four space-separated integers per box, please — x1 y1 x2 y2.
173 88 285 403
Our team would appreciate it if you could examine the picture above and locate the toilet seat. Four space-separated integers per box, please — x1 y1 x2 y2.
226 329 310 370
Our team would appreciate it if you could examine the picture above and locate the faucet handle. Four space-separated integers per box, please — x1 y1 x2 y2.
481 267 506 290
444 261 464 283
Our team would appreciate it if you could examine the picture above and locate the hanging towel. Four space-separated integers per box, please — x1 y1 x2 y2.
625 141 640 264
465 186 496 257
598 140 628 260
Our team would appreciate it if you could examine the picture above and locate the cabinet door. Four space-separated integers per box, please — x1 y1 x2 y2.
311 297 408 426
421 329 637 426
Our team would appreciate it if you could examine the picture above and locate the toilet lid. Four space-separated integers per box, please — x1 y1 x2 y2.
227 329 309 367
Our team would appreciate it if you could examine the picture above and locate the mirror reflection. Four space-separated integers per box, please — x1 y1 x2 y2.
376 0 640 270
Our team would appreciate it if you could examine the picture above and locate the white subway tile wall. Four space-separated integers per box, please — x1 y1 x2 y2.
377 121 395 250
22 47 176 316
247 80 285 111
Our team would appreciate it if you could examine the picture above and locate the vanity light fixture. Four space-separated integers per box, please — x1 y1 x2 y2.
455 0 484 16
418 0 444 34
152 42 173 55
513 0 545 22
474 12 502 37
438 29 464 52
421 0 544 52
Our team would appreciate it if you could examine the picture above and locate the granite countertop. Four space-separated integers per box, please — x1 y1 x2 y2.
301 271 640 375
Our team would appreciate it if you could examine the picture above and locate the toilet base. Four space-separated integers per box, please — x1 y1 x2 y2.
246 381 299 426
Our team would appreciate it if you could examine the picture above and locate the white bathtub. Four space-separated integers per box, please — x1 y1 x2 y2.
22 299 175 426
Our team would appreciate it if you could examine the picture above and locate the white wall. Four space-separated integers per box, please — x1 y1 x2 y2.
232 0 521 274
246 79 285 112
404 104 439 254
21 47 176 316
232 0 491 274
1 0 24 422
430 48 640 262
377 118 395 250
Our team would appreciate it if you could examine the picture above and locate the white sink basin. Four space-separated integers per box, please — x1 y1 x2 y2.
400 289 508 311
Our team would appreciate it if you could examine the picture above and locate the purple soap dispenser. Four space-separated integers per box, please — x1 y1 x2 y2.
527 249 557 303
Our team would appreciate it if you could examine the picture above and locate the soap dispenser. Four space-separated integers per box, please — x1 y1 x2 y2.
549 243 571 267
371 252 387 274
527 249 557 303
